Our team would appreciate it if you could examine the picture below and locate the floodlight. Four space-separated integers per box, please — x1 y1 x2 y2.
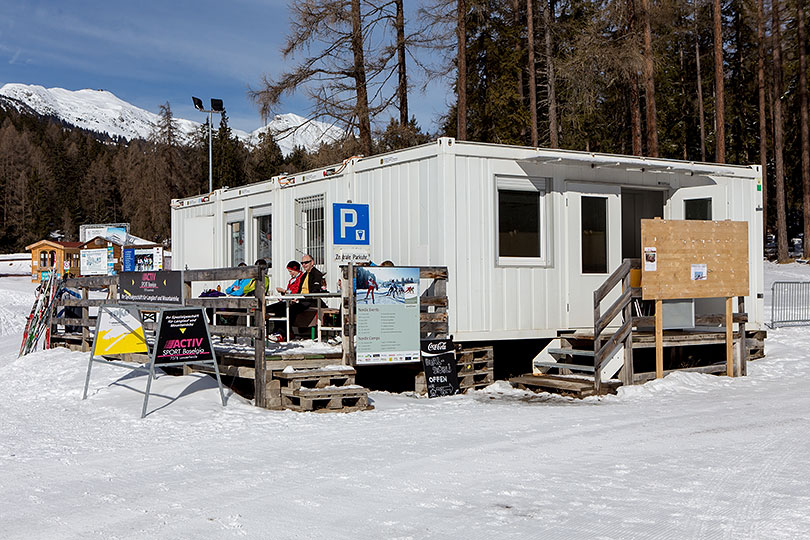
192 96 204 111
210 98 224 112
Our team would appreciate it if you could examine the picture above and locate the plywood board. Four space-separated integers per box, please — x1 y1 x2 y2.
641 219 749 300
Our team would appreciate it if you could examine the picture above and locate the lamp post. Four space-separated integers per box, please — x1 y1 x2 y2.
192 97 225 193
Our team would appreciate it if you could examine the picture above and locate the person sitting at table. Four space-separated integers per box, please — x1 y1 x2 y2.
268 261 303 342
225 262 250 296
243 259 270 295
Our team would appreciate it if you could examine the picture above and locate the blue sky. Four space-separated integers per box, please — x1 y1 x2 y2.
0 0 449 134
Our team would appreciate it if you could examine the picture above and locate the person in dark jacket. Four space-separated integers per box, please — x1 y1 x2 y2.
299 254 324 294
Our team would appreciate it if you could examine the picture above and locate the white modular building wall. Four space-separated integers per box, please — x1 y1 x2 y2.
171 138 764 342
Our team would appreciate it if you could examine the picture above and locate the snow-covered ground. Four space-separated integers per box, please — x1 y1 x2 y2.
1 264 809 539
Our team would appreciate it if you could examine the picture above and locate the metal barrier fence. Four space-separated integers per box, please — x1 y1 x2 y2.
770 281 810 327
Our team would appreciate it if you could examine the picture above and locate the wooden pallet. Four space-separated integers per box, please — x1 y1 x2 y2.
276 367 372 412
275 366 357 392
456 346 494 391
458 370 494 391
509 374 619 398
281 386 372 413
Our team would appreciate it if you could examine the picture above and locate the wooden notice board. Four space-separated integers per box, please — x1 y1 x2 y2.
640 219 749 300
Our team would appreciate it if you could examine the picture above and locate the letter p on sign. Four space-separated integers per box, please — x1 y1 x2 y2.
340 208 357 238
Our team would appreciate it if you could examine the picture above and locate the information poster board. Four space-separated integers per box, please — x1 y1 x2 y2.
123 247 164 272
80 248 108 276
92 306 148 356
420 339 460 398
119 271 183 305
356 266 420 364
640 219 749 300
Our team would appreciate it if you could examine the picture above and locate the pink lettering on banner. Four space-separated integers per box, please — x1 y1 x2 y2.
164 338 204 349
143 272 156 281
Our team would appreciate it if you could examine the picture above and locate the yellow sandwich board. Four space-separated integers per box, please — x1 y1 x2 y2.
92 306 148 356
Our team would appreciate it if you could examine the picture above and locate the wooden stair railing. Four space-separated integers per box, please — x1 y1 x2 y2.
592 258 641 393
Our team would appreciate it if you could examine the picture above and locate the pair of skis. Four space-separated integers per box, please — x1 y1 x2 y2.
19 271 62 357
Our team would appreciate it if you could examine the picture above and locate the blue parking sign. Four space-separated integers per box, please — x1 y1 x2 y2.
332 203 370 245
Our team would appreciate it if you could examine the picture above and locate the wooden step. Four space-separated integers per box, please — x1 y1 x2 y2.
533 361 595 373
510 374 619 398
547 348 595 357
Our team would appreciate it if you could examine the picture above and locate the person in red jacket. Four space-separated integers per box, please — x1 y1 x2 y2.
365 276 377 304
268 261 303 342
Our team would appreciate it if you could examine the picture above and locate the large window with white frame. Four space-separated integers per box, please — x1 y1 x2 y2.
226 211 245 266
295 194 325 265
497 176 550 265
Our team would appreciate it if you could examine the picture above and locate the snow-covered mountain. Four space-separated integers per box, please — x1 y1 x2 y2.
251 113 344 157
0 83 343 155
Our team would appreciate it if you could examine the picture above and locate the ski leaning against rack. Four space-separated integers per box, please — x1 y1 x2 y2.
18 276 48 357
19 272 60 357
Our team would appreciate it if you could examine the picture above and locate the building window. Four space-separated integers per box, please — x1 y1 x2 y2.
256 214 272 267
229 221 245 266
582 196 608 274
496 177 549 265
295 194 325 265
685 198 712 220
499 191 541 257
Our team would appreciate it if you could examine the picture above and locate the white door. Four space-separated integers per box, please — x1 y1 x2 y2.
182 216 215 270
566 182 622 329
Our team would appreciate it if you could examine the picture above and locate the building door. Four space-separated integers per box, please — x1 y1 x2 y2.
621 189 665 259
566 182 622 328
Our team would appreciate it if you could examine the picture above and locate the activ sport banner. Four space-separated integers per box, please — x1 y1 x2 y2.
119 271 183 305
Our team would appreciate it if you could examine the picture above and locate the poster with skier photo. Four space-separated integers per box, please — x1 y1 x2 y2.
355 266 420 364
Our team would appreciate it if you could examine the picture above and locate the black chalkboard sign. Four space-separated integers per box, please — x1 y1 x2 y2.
119 270 183 305
153 308 214 364
420 339 460 398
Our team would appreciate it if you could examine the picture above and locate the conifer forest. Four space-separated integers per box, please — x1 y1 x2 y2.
0 0 807 260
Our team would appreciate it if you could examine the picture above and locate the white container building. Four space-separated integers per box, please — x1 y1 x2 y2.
171 138 764 343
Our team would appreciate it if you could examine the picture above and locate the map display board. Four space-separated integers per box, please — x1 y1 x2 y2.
355 266 420 364
80 248 108 276
119 271 183 305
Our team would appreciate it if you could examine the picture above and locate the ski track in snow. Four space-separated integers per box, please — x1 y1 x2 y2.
1 265 809 539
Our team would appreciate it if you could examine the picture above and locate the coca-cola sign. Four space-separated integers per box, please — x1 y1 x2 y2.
420 339 459 398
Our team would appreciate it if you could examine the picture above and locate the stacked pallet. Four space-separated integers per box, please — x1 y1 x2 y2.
275 366 373 413
415 346 495 395
456 346 495 391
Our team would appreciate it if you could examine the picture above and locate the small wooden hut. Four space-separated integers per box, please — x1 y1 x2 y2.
25 240 82 282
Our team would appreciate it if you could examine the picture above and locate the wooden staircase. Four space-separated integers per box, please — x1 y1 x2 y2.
512 259 640 397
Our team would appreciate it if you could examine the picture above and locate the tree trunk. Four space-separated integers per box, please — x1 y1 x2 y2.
712 0 725 162
395 0 408 126
798 1 810 258
772 0 788 261
544 0 559 147
513 0 526 141
457 0 467 140
640 0 658 156
757 0 768 241
695 2 707 162
628 0 642 155
351 0 373 155
528 0 538 146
